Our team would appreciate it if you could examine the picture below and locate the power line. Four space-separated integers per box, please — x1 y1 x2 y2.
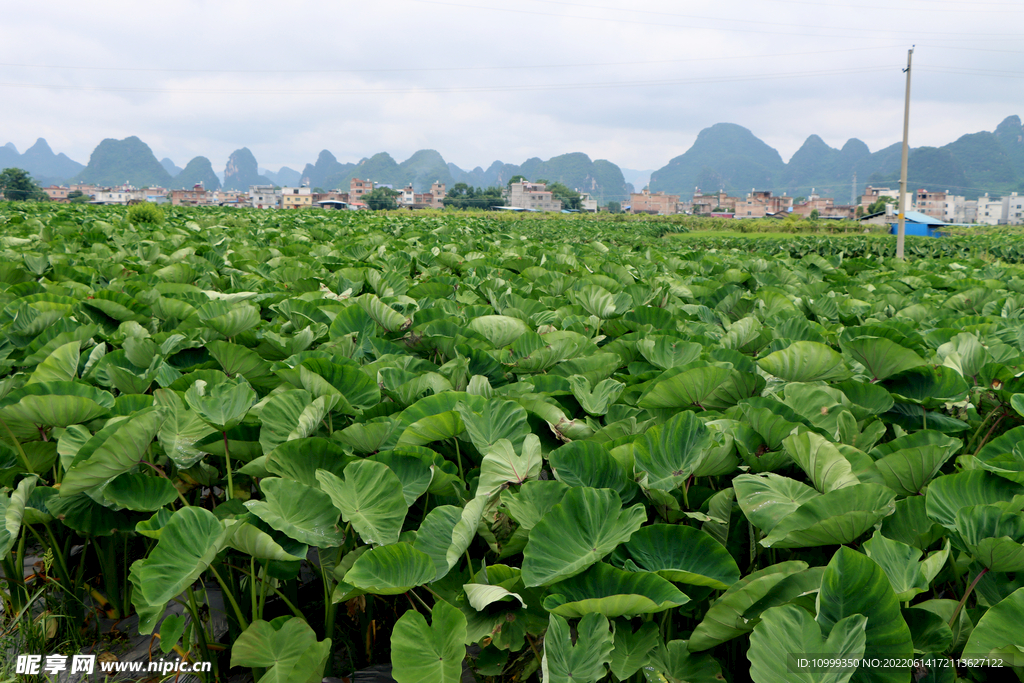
406 0 1024 39
0 45 905 75
0 66 896 96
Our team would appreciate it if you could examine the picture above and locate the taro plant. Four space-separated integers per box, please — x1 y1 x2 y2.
0 203 1023 682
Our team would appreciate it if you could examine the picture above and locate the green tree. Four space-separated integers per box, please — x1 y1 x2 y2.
363 187 399 211
867 197 890 215
0 168 46 201
507 175 527 188
444 184 505 210
546 182 582 211
809 209 820 220
605 201 621 213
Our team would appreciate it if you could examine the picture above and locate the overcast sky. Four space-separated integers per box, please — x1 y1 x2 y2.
2 0 1022 175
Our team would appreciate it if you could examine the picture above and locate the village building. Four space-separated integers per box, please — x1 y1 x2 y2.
630 188 680 215
281 186 313 209
507 181 562 211
171 184 208 206
249 185 281 209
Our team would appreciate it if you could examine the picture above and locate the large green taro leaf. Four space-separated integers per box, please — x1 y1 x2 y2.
637 336 702 370
874 443 958 496
689 561 809 651
541 612 613 683
225 519 308 562
757 341 852 383
962 586 1024 665
454 399 530 453
521 487 645 587
184 376 257 432
760 484 897 549
0 381 114 429
60 407 165 497
633 411 712 491
862 531 949 602
568 376 625 417
343 543 435 594
245 477 346 548
548 440 635 502
197 299 261 337
103 473 179 512
925 470 1024 530
266 437 353 489
882 366 969 404
783 432 861 493
367 451 432 506
0 476 35 558
816 547 914 683
230 617 330 683
413 505 463 581
476 436 543 499
129 507 234 626
466 315 528 348
28 340 80 384
355 293 411 332
841 336 927 381
259 390 335 456
610 622 659 680
643 639 726 683
623 523 740 590
391 600 467 683
542 562 689 618
749 605 866 683
290 360 380 415
880 495 947 551
637 363 732 410
734 473 820 535
153 388 217 469
316 460 408 547
954 505 1024 572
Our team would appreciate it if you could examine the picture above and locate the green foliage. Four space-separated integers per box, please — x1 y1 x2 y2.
442 183 505 210
0 167 47 201
126 201 165 225
545 181 583 211
0 202 1023 682
363 187 400 211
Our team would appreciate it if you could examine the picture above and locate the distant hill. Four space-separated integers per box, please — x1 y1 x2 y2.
446 152 630 203
995 115 1024 180
293 149 628 202
650 123 785 199
174 157 221 190
650 116 1024 201
223 148 271 191
620 167 654 190
0 138 84 186
161 158 182 176
301 151 355 190
261 166 301 186
75 136 172 187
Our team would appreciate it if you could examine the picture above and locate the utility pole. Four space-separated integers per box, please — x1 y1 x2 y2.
896 47 914 259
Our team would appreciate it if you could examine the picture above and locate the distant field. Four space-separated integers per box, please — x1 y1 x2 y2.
668 229 888 240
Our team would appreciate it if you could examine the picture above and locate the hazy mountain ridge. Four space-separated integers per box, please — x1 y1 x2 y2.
650 116 1024 201
222 148 271 191
0 138 85 187
176 157 222 191
5 115 1022 201
74 137 172 187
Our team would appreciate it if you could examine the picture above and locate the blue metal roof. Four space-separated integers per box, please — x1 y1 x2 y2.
901 211 947 226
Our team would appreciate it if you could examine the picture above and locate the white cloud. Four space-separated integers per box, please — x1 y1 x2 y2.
1 0 1021 175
